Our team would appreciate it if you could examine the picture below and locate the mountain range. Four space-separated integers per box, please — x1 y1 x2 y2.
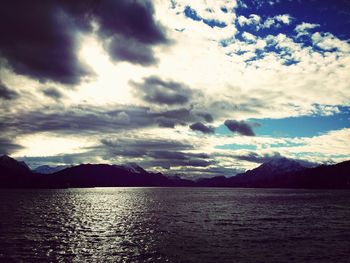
198 157 350 188
0 155 349 189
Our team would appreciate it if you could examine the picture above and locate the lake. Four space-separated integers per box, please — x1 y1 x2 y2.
0 188 350 262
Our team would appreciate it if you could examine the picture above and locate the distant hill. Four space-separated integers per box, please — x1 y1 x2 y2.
42 164 193 188
1 155 349 189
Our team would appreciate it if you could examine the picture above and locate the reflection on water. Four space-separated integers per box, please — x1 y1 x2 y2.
0 188 350 262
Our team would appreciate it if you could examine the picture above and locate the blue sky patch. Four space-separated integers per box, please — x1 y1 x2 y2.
215 144 257 151
250 107 350 138
270 142 305 148
236 0 350 40
216 107 350 138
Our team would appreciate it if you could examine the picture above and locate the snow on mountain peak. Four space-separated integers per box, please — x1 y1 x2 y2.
252 157 306 176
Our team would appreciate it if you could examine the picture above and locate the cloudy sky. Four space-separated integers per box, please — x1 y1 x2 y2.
0 0 349 178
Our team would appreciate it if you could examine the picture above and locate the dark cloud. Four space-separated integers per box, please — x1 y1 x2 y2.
19 151 99 168
0 0 167 84
173 166 244 179
42 87 63 100
100 138 214 169
0 105 205 136
0 106 152 135
153 108 195 128
224 120 256 136
195 112 214 122
234 152 282 163
185 159 213 167
0 82 18 100
131 76 192 105
0 138 23 155
190 122 215 134
93 0 166 45
107 35 158 66
0 1 90 84
97 0 168 65
207 98 267 120
156 108 191 120
101 138 193 157
155 117 184 128
148 150 210 160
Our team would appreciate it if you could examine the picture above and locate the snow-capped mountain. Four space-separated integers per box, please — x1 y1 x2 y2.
33 162 147 175
251 157 307 176
113 163 147 174
33 165 71 174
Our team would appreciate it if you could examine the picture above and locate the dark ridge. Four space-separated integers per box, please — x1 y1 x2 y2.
196 159 350 189
0 155 194 188
0 155 349 189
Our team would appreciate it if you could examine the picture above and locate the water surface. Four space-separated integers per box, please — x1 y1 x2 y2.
1 188 350 262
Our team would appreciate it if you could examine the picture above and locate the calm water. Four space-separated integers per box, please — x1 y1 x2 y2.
0 188 350 263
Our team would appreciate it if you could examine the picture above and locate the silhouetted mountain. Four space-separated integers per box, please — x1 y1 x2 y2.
33 165 71 174
166 174 196 186
231 157 308 187
197 159 350 189
248 157 307 175
0 155 31 175
41 164 185 188
277 160 350 189
0 155 32 187
198 158 307 187
197 176 229 187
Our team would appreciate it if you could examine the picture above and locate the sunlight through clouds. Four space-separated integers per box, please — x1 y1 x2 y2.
0 0 349 176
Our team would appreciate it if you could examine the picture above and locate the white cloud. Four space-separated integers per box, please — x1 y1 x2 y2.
261 14 293 29
14 133 97 157
295 22 320 34
263 17 275 28
2 1 350 174
237 14 261 27
237 15 249 26
242 31 257 42
312 32 350 52
273 128 350 163
274 14 292 25
160 0 238 26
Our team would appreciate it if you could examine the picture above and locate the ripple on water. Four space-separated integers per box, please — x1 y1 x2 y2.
0 188 350 263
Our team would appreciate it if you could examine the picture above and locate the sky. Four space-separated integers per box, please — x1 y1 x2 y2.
0 0 349 178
